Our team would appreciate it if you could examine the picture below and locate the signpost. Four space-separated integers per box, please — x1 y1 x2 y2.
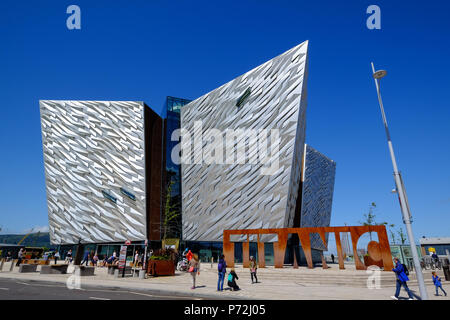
118 245 127 278
143 239 148 272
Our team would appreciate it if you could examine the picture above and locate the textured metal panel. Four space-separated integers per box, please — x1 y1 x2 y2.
300 145 336 250
39 100 147 244
181 41 309 241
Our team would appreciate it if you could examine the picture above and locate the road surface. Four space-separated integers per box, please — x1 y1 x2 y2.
0 278 207 300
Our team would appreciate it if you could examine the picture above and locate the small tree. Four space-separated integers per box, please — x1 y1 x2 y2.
387 223 396 244
359 202 387 241
397 227 407 244
162 180 181 241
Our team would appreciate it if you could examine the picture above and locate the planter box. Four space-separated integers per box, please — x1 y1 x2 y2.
40 264 68 274
19 264 37 273
147 260 175 276
23 259 50 265
74 266 95 276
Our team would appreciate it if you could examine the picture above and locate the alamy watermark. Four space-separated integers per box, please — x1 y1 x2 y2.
366 265 381 289
366 5 381 30
67 5 81 30
66 268 81 290
171 121 281 176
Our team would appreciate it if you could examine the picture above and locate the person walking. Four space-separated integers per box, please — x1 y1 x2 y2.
432 252 440 267
186 249 193 262
331 254 335 264
65 249 72 264
391 257 414 300
80 250 90 266
92 252 99 266
217 254 227 291
53 250 60 264
249 256 258 284
432 271 447 296
16 248 24 266
189 254 200 289
227 268 240 291
134 250 140 267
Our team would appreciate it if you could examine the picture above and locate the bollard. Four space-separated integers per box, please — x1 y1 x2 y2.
133 269 139 278
114 269 119 278
0 258 4 271
9 260 16 271
139 269 145 279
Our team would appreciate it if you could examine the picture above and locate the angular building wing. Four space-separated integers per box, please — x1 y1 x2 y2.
39 100 158 244
299 144 336 250
181 41 309 241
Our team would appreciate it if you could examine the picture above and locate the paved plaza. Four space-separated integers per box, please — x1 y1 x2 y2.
0 260 448 300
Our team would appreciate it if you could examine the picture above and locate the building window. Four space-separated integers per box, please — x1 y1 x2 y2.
120 187 136 201
102 190 117 204
236 88 251 107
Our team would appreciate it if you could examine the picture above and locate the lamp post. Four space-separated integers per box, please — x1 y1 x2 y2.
370 62 428 300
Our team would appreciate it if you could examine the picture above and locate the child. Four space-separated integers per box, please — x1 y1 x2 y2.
432 271 447 296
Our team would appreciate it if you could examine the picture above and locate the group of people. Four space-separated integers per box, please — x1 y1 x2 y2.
182 248 259 291
391 257 447 300
12 248 62 266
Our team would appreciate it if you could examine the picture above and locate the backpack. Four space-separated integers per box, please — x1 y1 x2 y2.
402 264 409 276
218 262 223 272
228 273 233 282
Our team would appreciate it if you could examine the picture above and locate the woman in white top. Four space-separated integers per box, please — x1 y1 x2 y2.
134 251 140 267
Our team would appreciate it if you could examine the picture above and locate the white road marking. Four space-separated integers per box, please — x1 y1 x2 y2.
0 288 10 290
11 280 199 299
83 288 200 300
89 296 110 300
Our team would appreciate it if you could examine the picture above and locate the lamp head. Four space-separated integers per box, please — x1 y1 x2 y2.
373 70 387 79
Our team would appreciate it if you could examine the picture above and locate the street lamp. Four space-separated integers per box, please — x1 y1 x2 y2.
370 62 428 300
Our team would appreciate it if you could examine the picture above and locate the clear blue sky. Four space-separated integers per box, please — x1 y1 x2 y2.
0 1 449 242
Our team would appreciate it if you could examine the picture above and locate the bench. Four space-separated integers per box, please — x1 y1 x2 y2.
109 265 133 277
73 266 95 276
40 264 69 274
18 264 38 273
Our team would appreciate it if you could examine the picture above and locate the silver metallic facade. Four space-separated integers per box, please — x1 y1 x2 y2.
300 144 336 250
181 41 309 241
40 100 147 244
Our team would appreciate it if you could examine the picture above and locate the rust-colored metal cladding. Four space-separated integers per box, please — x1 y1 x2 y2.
293 251 299 269
223 225 393 271
367 241 382 261
257 235 265 268
273 232 288 268
242 238 250 268
334 231 345 270
317 229 329 269
376 227 394 270
321 253 329 269
364 240 384 268
297 230 313 269
223 240 234 268
349 227 368 270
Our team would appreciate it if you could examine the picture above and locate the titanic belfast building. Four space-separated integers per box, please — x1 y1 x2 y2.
39 40 336 264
